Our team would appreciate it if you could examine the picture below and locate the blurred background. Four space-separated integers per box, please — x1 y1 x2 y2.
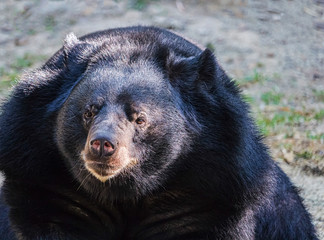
0 0 323 238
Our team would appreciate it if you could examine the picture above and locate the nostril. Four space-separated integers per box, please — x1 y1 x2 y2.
104 141 113 151
91 140 101 152
103 140 115 156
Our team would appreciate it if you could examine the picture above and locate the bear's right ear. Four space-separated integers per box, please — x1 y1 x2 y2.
63 32 81 60
46 33 89 114
62 32 89 68
62 32 102 71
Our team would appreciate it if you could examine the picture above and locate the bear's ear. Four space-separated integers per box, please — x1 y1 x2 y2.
46 33 88 115
197 48 217 83
62 32 86 67
63 32 81 59
167 48 216 89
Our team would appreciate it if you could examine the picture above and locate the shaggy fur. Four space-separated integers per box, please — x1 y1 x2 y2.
0 26 318 239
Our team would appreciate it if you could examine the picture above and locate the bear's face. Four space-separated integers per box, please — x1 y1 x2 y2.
0 29 228 201
55 60 192 197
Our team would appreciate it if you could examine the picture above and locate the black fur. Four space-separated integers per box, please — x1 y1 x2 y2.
0 26 318 239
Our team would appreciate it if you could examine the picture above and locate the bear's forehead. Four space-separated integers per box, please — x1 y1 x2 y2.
74 62 173 107
83 62 167 92
90 58 162 78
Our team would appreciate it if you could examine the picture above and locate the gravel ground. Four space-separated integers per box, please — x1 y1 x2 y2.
0 0 323 238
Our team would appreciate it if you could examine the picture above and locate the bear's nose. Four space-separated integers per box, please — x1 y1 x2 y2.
90 137 116 157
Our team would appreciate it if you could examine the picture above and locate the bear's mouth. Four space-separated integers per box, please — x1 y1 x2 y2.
81 147 138 182
84 161 123 182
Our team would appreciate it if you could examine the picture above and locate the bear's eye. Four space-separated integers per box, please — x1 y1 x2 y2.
84 110 94 120
135 118 145 125
135 113 147 126
83 105 100 122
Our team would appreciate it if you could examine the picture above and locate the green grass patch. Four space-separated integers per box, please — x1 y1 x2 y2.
284 132 294 139
237 70 267 87
255 109 311 136
28 29 37 36
265 111 305 126
282 143 293 151
256 116 270 136
256 62 264 68
0 68 19 89
307 132 324 141
256 107 324 137
128 0 158 10
10 53 46 71
295 151 313 160
313 89 324 102
272 73 281 80
261 91 283 105
314 110 324 120
1 53 46 93
44 15 57 31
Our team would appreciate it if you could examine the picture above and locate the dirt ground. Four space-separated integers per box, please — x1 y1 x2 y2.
0 0 323 238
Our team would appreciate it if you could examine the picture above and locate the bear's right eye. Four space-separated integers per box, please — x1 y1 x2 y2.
84 111 94 119
83 105 97 122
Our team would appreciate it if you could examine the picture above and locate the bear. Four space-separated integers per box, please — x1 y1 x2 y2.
0 26 318 240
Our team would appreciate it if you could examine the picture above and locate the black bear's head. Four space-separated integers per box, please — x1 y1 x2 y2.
53 31 219 200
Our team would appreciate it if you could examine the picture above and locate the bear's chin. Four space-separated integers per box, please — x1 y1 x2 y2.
84 162 122 182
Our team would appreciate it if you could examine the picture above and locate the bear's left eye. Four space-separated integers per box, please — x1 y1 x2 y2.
135 118 145 125
135 113 147 126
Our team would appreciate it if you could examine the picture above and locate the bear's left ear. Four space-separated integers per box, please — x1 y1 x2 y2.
197 48 216 83
167 48 216 89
